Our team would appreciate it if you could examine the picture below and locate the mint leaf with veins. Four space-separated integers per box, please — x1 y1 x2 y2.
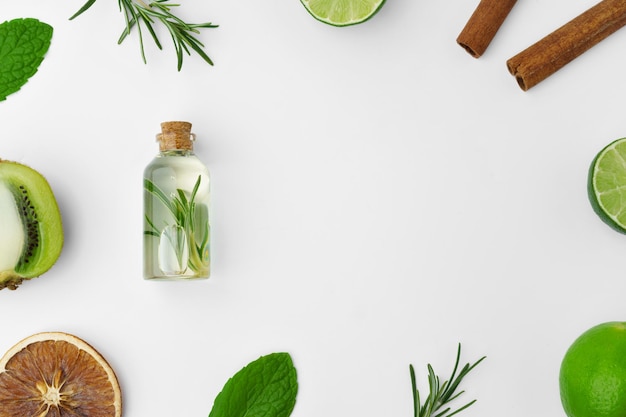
209 352 298 417
0 18 53 101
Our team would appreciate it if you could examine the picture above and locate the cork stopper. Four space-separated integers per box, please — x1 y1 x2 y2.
157 121 195 151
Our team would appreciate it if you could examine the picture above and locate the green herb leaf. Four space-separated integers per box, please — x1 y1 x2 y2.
209 352 298 417
144 178 176 218
145 176 210 275
0 18 53 101
410 344 485 417
70 0 217 70
69 0 97 20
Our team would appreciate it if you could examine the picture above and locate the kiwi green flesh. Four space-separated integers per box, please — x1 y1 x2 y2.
0 160 63 289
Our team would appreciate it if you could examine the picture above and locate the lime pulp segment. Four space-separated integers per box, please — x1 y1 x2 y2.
300 0 386 26
589 137 626 233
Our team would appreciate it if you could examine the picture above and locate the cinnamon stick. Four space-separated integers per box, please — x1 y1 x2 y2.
507 0 626 91
457 0 518 58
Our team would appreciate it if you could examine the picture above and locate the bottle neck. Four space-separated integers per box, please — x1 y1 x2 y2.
158 149 195 157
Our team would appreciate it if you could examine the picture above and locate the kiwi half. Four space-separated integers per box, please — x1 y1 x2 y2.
0 160 63 290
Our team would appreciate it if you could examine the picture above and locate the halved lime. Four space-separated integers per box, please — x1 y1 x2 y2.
588 137 626 233
301 0 386 27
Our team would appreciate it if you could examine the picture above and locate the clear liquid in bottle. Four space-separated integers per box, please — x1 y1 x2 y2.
143 121 210 280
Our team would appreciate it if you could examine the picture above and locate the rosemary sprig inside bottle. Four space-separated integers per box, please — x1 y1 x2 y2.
410 344 485 417
144 175 210 276
70 0 217 70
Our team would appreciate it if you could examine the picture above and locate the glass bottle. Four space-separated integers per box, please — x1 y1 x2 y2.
143 121 210 280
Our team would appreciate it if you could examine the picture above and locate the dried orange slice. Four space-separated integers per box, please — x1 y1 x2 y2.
0 332 122 416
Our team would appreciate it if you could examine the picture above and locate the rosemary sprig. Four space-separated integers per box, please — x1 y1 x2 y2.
144 176 210 274
70 0 217 70
410 344 485 417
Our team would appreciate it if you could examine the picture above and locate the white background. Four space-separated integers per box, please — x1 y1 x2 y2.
2 0 626 416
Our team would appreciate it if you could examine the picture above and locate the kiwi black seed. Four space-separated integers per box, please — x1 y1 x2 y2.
16 185 41 268
0 160 64 290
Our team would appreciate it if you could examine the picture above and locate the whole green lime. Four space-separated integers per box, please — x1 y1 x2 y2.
560 322 626 417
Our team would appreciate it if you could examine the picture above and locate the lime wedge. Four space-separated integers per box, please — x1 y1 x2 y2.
300 0 386 26
588 137 626 233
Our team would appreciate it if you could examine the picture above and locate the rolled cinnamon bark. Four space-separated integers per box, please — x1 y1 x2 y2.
457 0 518 58
507 0 626 91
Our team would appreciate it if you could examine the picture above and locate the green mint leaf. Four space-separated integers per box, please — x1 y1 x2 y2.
0 18 53 101
209 352 298 417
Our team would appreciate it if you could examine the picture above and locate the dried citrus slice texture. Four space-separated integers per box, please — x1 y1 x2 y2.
0 332 122 417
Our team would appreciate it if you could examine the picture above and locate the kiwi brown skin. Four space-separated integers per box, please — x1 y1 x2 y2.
0 159 63 290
